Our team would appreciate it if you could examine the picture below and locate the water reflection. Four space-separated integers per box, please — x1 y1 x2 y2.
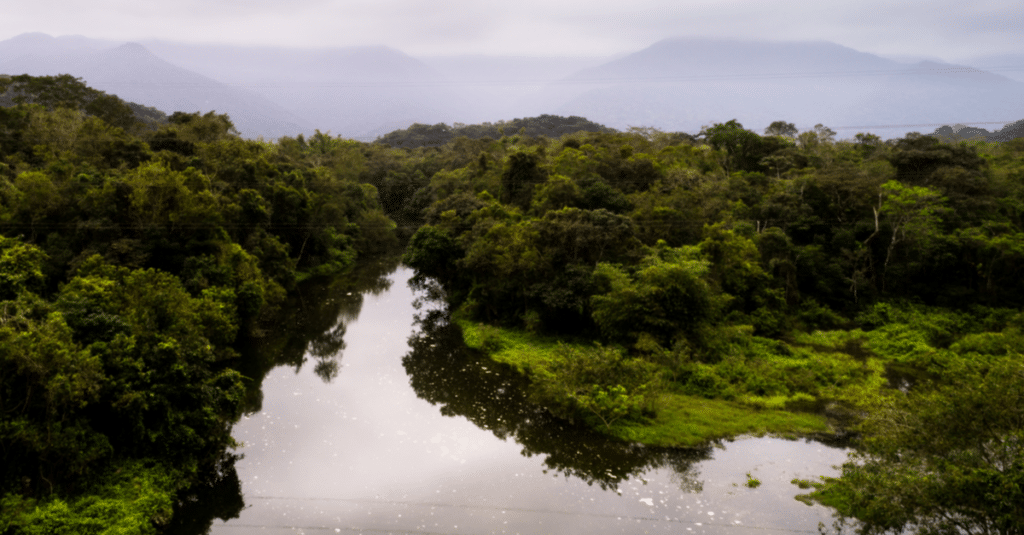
402 289 712 491
164 453 244 535
182 264 849 535
170 257 400 533
236 256 400 413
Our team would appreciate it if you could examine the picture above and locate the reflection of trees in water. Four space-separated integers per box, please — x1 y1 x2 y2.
164 452 244 535
174 256 401 535
403 277 712 491
235 256 401 413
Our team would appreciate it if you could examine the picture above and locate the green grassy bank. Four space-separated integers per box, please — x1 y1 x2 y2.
458 317 833 447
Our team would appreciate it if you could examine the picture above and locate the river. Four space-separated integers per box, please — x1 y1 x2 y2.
185 260 850 534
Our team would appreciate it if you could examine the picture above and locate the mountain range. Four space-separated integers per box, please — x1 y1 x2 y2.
1 32 1021 141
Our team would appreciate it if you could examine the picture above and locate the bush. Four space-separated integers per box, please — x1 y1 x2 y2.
530 343 661 427
4 460 177 535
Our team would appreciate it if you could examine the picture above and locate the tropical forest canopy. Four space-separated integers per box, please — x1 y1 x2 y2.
0 75 396 533
399 120 1024 534
0 74 1022 534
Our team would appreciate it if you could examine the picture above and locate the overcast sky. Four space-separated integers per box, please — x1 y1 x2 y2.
2 0 1021 60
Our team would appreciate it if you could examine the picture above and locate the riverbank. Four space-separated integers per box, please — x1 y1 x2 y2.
457 318 838 448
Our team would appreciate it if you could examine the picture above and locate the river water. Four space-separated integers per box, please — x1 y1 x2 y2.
199 261 849 535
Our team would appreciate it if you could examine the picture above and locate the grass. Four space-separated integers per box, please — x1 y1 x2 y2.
459 318 568 374
611 392 828 447
458 317 831 448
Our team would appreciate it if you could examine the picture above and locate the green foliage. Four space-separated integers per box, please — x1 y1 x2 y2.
0 75 400 529
591 245 715 347
0 292 110 486
381 116 1024 532
403 225 462 283
6 72 1024 530
165 111 238 143
531 174 581 213
805 357 1024 535
375 115 614 149
791 478 814 489
0 74 159 133
458 319 830 445
501 149 547 208
3 460 177 535
699 223 770 309
0 236 47 299
529 343 660 428
765 121 798 138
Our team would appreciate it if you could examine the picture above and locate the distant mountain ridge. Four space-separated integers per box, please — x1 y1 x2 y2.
539 37 1024 139
137 40 473 139
2 33 1022 142
568 38 901 80
0 35 310 139
958 53 1024 83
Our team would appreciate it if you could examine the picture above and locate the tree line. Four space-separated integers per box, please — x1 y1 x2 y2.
373 114 617 149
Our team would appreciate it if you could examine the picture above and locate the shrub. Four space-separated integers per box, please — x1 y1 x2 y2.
530 343 661 427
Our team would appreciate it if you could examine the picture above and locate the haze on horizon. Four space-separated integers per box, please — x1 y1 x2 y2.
2 0 1022 61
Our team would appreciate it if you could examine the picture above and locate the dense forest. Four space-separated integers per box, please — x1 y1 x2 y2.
398 120 1024 533
0 75 397 533
373 115 619 149
1 74 1022 534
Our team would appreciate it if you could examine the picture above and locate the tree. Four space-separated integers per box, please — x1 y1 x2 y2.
529 343 659 428
764 121 798 138
591 245 716 347
530 174 581 214
167 111 239 143
700 120 764 175
931 124 989 147
759 151 798 180
807 356 1024 535
0 292 109 490
501 149 547 208
885 134 987 187
873 180 947 291
402 225 462 283
0 236 47 299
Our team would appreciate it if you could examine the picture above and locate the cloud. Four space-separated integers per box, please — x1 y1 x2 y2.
0 0 1021 59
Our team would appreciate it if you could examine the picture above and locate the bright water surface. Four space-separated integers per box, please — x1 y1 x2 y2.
205 262 849 534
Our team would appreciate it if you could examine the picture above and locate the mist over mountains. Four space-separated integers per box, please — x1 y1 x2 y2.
0 33 308 139
541 38 1024 139
1 32 1021 142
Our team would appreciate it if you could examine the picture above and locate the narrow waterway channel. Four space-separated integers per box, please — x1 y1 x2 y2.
204 262 849 535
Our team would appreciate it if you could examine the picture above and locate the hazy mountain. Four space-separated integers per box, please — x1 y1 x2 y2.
139 41 479 140
877 53 952 65
536 37 1024 139
0 32 116 58
3 33 1021 142
961 53 1024 84
0 34 310 139
416 55 615 122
